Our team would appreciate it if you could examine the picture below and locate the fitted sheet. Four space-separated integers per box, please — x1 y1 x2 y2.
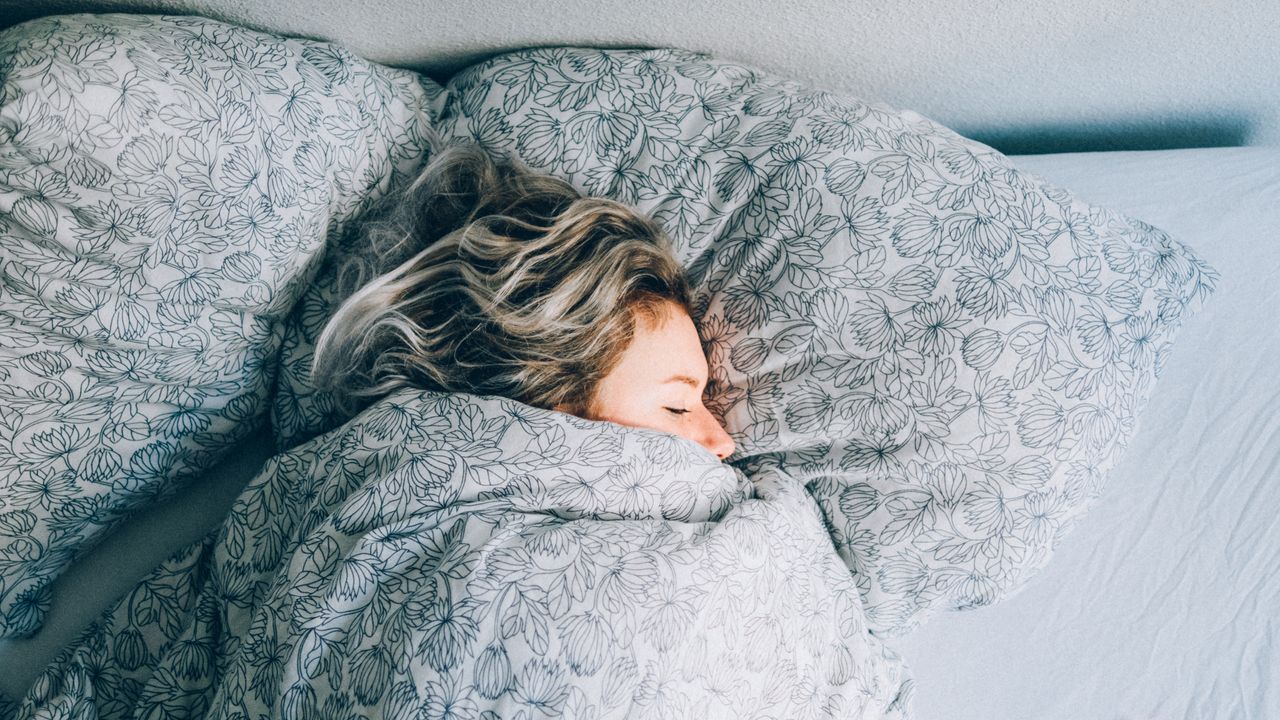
1 147 1276 713
895 146 1280 719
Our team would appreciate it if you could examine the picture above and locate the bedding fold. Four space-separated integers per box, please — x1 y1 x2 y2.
14 389 912 719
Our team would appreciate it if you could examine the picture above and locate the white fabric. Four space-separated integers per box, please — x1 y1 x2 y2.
895 146 1280 719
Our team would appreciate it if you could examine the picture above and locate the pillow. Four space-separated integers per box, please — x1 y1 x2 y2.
428 48 1218 636
0 13 442 637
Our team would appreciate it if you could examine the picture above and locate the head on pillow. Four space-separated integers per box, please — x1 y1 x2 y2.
310 144 735 459
425 46 1218 636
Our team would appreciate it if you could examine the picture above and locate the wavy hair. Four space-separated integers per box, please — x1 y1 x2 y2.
311 143 693 417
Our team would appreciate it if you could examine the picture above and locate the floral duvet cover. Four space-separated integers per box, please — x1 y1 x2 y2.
13 390 911 719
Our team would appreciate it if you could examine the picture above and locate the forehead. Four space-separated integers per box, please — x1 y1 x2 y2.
622 304 707 380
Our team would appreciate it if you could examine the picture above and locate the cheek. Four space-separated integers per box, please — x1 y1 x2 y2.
589 387 689 437
588 383 652 426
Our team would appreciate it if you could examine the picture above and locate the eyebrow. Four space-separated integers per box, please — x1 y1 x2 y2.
663 375 704 388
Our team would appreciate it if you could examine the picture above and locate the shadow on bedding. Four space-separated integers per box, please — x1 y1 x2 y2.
967 116 1251 154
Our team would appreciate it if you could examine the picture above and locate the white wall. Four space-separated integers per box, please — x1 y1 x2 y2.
3 0 1276 152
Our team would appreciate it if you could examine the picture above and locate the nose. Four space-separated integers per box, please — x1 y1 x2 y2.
696 406 736 460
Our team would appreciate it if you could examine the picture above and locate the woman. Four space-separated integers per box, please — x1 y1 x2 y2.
311 143 736 460
20 145 912 720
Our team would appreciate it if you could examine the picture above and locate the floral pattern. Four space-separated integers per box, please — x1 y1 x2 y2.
0 14 443 637
426 48 1218 636
17 390 912 719
1 15 1220 713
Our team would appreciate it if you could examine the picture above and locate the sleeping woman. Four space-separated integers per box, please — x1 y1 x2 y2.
17 142 910 720
310 143 737 461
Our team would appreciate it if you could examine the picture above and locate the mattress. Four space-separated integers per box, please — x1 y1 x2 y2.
895 146 1280 719
1 146 1276 717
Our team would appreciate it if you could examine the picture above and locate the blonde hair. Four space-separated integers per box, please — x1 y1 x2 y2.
311 143 693 416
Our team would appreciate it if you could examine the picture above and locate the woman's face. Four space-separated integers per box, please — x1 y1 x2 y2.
578 302 736 461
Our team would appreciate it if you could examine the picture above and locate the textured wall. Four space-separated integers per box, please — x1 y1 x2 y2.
1 0 1276 152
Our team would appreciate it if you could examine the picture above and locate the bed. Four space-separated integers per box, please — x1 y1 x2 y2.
895 147 1280 719
0 12 1275 719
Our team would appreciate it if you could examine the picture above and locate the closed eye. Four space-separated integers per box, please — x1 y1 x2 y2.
665 407 690 415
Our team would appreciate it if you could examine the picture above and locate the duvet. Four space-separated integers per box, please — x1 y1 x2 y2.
14 389 911 719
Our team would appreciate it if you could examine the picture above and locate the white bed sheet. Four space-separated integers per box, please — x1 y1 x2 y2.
2 148 1277 716
895 146 1280 720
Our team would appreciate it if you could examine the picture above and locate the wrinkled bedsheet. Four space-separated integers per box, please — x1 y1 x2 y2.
894 147 1280 720
13 389 911 719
